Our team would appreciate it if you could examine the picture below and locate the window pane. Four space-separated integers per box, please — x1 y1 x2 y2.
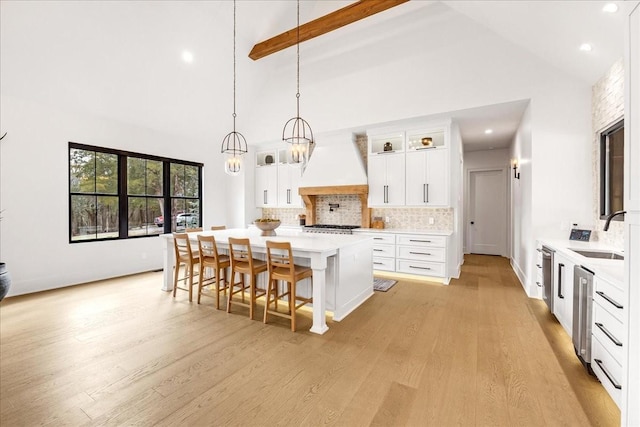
128 197 147 234
95 152 118 194
185 165 199 197
146 160 163 196
170 164 184 197
71 195 97 241
70 149 95 193
127 157 146 195
171 198 187 232
97 196 119 238
609 129 624 213
147 197 164 235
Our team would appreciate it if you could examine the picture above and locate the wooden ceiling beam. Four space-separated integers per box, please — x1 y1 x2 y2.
249 0 409 61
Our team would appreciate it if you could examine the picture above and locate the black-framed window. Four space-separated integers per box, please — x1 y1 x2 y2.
69 143 202 242
599 120 624 219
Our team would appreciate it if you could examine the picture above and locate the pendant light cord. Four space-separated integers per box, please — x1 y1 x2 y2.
233 0 237 133
296 0 300 118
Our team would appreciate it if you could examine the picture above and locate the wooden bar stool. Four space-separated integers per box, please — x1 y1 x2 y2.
227 237 267 320
197 235 230 309
210 225 226 231
186 227 203 233
264 241 313 332
172 233 200 302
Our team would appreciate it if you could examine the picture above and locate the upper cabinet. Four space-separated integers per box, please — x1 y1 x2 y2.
367 124 450 208
367 131 406 207
405 127 449 207
277 148 303 207
255 149 278 207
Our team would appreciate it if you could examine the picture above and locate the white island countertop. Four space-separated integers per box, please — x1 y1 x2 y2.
160 228 374 334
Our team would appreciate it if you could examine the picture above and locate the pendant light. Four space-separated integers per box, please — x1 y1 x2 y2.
282 0 314 167
221 0 248 176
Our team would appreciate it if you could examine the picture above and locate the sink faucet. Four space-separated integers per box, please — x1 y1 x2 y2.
603 210 626 231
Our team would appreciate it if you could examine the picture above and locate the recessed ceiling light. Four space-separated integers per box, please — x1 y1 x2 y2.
602 3 618 13
182 51 194 63
579 43 592 52
484 129 493 134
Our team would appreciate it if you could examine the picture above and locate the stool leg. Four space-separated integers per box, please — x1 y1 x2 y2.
227 270 235 313
290 282 295 332
173 262 180 298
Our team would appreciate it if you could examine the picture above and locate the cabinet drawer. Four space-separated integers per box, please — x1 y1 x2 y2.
396 234 446 247
396 259 445 277
372 244 395 258
591 334 623 408
594 276 625 321
372 257 395 272
397 245 445 262
365 234 396 245
593 301 624 362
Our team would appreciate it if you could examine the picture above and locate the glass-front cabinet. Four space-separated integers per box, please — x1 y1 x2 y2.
407 128 446 151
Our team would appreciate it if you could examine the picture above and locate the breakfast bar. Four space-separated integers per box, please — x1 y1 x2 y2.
160 228 374 334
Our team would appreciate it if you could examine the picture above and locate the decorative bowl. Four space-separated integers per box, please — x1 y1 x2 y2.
254 220 281 236
421 137 433 146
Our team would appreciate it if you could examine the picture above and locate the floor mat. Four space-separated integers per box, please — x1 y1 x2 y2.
373 278 397 292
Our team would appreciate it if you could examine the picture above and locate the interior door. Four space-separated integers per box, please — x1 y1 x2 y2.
469 169 507 255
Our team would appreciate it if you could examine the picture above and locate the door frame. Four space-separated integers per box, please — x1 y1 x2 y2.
464 166 511 257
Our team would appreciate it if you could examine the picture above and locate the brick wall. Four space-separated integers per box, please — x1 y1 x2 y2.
592 58 624 247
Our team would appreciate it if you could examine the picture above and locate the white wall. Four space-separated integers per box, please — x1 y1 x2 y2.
463 148 511 254
0 95 230 296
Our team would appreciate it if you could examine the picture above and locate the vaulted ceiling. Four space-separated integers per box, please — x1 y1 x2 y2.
0 1 634 151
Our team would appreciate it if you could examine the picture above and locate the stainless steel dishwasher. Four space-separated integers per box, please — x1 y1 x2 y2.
541 246 555 312
573 265 595 372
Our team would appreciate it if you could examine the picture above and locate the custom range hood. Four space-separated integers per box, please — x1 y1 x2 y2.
298 132 370 227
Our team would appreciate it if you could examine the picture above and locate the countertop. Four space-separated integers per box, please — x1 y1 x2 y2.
537 238 624 284
354 228 453 236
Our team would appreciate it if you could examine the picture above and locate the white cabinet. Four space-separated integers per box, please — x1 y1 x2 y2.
368 154 405 206
353 230 450 282
396 234 447 277
358 232 395 272
406 149 448 206
255 150 278 207
592 274 626 407
552 252 574 335
277 162 303 208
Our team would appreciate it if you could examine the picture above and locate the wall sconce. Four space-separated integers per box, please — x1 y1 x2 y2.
512 159 520 179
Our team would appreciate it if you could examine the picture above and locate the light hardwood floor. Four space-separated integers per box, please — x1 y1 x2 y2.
0 255 619 426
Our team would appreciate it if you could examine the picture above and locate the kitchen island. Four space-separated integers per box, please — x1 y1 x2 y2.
160 228 373 334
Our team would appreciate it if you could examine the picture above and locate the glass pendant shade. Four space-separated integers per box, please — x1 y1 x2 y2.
286 141 308 166
221 130 247 176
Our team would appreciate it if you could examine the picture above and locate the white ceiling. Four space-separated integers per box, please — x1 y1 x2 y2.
0 1 635 152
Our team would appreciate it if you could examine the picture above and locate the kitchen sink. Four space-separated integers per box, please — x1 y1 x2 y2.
569 249 624 260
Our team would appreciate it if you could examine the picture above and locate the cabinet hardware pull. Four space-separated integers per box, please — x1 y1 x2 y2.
423 183 426 203
373 249 384 252
264 190 267 205
593 359 622 389
373 262 384 265
410 265 431 270
409 239 432 243
426 183 429 203
595 291 623 309
595 322 623 347
373 237 384 240
409 251 431 256
558 263 564 299
536 281 542 287
287 189 291 204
